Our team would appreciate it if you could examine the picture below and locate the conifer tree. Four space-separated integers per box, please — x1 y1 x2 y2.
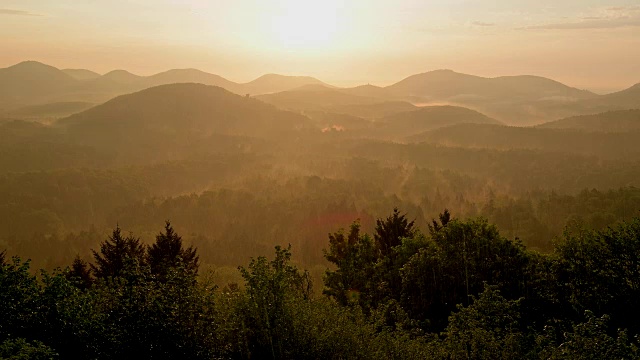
147 221 199 278
67 256 93 289
374 208 415 257
91 226 145 278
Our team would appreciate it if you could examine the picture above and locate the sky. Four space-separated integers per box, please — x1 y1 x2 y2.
1 0 639 92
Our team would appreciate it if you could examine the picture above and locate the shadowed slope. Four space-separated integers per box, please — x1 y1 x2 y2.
537 110 640 132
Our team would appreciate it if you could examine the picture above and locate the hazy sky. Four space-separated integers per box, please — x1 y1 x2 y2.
1 0 639 92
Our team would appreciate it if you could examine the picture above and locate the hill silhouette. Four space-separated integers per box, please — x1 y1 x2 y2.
378 105 500 139
341 84 391 99
386 69 595 101
2 61 639 126
145 69 240 92
410 123 640 160
243 74 329 95
537 110 640 132
0 61 332 110
0 61 76 108
58 83 312 163
5 101 94 120
592 83 640 108
62 69 101 81
60 83 310 137
257 87 416 119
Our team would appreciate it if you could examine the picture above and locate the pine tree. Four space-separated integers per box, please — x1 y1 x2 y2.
374 208 415 257
428 209 452 235
91 226 146 278
147 221 199 278
67 256 93 289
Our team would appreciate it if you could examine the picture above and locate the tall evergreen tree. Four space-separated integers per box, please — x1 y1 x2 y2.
67 256 93 289
91 226 145 278
147 221 199 278
374 208 415 257
428 209 452 235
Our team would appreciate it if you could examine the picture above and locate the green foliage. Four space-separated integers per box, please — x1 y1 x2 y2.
147 221 199 278
91 227 145 279
66 256 93 289
1 213 640 359
374 207 416 257
0 258 40 342
323 222 377 307
405 217 529 330
0 338 57 360
539 311 639 359
555 218 640 332
237 245 312 359
441 286 527 360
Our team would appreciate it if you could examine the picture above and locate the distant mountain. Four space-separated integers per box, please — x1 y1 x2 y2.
6 101 94 119
592 83 640 109
2 60 638 126
145 69 240 92
0 61 334 111
341 84 390 99
379 105 500 139
0 61 76 107
410 123 640 160
62 69 101 81
381 70 602 125
330 101 417 119
257 87 382 110
244 74 329 95
537 110 640 132
101 70 143 84
385 69 595 101
59 83 312 153
257 87 416 119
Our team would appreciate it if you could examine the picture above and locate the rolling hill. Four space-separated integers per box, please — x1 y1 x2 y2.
4 101 95 120
60 83 311 138
55 83 316 164
0 61 76 108
62 68 101 81
590 83 640 109
379 105 500 139
145 69 240 91
3 61 638 126
385 69 595 101
0 61 333 110
537 110 640 132
256 87 417 119
243 74 329 95
409 123 640 160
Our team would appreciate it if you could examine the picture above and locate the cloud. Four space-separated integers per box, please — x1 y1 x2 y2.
521 5 640 31
607 6 640 12
0 9 41 17
472 21 495 27
524 17 640 30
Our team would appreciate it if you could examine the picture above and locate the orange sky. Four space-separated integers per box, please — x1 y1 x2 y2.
1 0 639 93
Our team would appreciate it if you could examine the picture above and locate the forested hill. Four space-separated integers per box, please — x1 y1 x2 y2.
409 123 640 160
537 109 640 132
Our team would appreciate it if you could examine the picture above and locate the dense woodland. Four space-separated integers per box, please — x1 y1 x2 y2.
1 60 640 358
3 212 640 359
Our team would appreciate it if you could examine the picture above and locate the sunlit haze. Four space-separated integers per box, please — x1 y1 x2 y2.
1 0 639 91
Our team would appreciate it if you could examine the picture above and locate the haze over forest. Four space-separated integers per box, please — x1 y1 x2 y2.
1 1 640 359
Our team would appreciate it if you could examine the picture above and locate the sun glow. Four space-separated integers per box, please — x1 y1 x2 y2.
268 0 343 51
